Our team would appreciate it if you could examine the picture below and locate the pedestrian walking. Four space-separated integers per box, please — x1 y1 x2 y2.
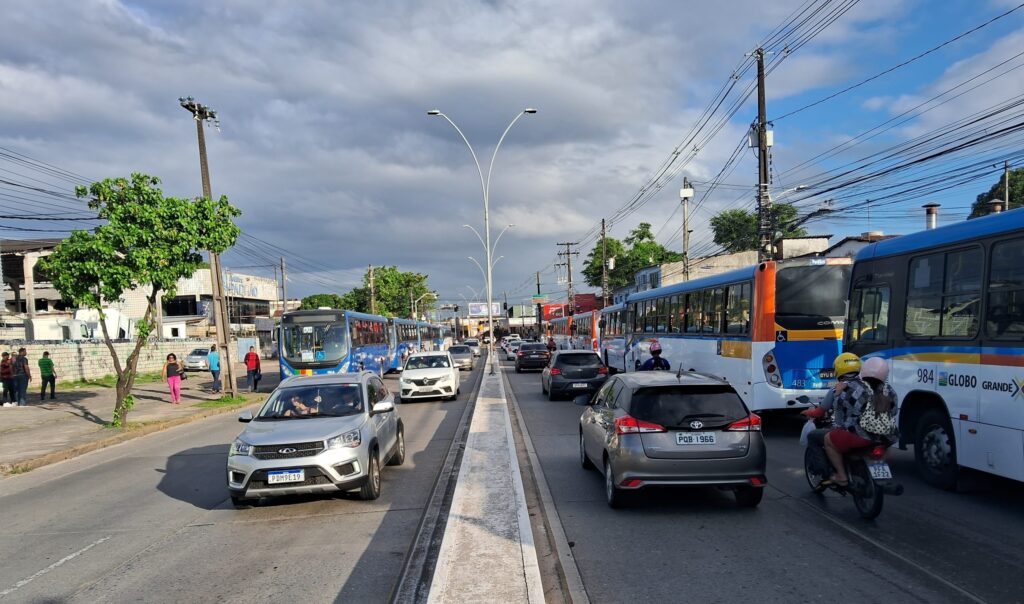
1 352 15 406
207 344 221 394
244 346 262 392
162 353 184 404
38 351 57 401
12 348 31 406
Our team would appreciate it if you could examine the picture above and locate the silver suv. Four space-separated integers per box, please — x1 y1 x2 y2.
227 372 404 507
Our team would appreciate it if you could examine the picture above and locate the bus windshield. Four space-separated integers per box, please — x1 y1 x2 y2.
775 264 851 329
282 322 349 365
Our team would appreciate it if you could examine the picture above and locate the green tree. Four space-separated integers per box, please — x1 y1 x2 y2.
969 168 1024 217
342 266 434 318
581 223 682 289
39 173 240 426
299 293 346 310
710 204 806 252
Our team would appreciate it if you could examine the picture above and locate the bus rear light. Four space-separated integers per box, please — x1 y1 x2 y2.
764 353 774 363
766 364 777 373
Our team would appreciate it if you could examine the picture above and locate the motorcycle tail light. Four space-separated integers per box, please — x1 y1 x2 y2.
870 445 887 459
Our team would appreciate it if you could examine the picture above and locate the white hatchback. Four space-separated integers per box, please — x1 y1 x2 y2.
399 352 461 401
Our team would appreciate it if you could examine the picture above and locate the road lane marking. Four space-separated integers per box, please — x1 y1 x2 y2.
0 535 111 598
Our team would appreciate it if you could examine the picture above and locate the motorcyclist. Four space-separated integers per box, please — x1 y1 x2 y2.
803 352 861 420
639 340 671 371
546 337 557 353
823 356 898 486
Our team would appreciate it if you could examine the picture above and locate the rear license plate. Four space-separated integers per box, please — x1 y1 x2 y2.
868 462 892 480
676 432 717 445
268 469 304 484
571 382 588 389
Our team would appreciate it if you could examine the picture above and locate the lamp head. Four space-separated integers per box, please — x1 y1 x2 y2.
523 108 538 114
427 109 441 116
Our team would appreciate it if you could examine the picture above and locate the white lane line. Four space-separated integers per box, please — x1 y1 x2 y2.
0 535 111 598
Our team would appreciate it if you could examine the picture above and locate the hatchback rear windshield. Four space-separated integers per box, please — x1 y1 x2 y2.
556 353 602 366
449 346 471 354
520 344 547 351
628 386 747 429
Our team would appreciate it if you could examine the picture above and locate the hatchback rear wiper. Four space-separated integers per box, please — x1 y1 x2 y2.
680 413 726 420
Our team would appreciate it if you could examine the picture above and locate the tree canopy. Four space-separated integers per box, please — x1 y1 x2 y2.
709 203 806 253
340 266 434 318
299 293 346 310
40 173 240 426
969 168 1023 217
582 222 682 289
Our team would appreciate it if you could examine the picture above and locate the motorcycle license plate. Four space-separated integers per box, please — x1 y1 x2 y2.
868 462 892 480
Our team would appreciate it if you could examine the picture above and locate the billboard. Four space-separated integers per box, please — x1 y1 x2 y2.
468 302 502 317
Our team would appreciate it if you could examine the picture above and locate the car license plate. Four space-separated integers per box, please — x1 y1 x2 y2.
571 382 588 389
868 462 892 480
676 432 717 445
268 469 304 484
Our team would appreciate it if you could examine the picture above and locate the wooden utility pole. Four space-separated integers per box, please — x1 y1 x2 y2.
754 48 773 262
556 242 579 315
180 96 236 397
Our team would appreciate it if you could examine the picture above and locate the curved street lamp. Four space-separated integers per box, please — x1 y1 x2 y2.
429 108 536 373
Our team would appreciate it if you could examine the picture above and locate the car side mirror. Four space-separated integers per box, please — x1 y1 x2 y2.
238 410 254 423
574 394 593 406
372 401 395 415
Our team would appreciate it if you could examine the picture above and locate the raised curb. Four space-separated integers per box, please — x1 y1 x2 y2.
0 399 263 475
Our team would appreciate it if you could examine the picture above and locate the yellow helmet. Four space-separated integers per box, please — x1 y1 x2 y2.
833 352 862 378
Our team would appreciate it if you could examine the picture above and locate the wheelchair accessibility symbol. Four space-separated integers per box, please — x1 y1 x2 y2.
776 331 788 342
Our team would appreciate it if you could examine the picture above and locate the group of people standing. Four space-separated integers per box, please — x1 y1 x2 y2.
1 348 57 406
161 344 262 405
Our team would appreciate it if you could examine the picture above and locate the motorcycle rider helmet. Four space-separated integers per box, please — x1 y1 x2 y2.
649 340 662 354
860 356 889 382
832 352 862 378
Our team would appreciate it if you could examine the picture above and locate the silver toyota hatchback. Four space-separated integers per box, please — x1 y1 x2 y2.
578 371 767 508
227 372 404 507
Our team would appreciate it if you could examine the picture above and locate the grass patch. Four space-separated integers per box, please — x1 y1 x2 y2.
102 420 162 430
195 395 252 409
8 465 31 475
77 372 164 389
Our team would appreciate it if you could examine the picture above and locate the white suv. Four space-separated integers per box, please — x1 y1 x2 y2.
399 351 461 401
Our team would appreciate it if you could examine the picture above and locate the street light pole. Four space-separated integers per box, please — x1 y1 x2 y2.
429 108 536 374
179 96 236 398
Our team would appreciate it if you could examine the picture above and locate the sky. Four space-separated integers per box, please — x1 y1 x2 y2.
2 0 1023 307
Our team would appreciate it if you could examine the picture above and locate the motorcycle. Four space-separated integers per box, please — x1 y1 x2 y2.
799 398 903 520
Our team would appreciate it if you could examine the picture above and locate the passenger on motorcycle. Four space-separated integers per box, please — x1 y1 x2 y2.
824 356 898 486
639 340 671 371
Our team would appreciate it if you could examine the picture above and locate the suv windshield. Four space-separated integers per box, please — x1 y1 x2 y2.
406 356 451 369
629 386 747 429
449 346 471 354
556 353 602 366
257 384 364 419
281 322 349 365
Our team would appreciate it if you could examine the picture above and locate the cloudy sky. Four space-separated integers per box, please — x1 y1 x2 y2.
2 0 1022 305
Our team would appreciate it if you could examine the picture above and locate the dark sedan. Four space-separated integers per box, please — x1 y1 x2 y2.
541 350 608 400
515 343 550 372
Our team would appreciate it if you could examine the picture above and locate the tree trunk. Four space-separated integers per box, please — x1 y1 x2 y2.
105 293 157 426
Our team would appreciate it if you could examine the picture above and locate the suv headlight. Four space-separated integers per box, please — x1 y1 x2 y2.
327 429 362 449
229 438 252 457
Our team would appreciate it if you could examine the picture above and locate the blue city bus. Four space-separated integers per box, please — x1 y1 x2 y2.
846 207 1024 488
622 257 852 412
416 321 434 351
599 303 627 373
388 317 422 372
279 309 390 377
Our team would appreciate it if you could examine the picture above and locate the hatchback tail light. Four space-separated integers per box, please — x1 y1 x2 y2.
517 351 524 357
726 413 762 431
615 415 666 435
549 367 562 375
597 366 608 375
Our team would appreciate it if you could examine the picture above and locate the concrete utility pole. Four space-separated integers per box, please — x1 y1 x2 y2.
535 271 543 335
280 257 287 313
369 264 376 315
1005 160 1011 208
601 219 610 307
680 178 694 281
754 48 773 262
179 96 236 398
557 242 579 315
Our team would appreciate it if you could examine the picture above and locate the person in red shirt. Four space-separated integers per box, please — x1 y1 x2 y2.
244 346 262 392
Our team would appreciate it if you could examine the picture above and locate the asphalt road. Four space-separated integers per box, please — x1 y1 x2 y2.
0 363 481 603
504 361 1024 604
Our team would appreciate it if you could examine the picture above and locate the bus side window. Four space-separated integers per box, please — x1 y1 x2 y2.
987 237 1024 338
850 284 890 343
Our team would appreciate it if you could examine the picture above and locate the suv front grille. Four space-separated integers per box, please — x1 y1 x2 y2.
253 441 325 460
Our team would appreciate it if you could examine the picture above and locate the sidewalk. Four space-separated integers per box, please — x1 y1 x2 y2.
0 366 274 473
428 368 544 603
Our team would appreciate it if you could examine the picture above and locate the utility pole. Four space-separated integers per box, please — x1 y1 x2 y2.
369 264 376 315
600 219 609 307
410 291 415 320
535 271 542 336
1005 160 1011 209
180 96 236 398
556 242 579 315
280 257 288 313
754 48 773 262
681 178 694 281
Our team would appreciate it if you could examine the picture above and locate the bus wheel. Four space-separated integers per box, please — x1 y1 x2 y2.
914 409 958 491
